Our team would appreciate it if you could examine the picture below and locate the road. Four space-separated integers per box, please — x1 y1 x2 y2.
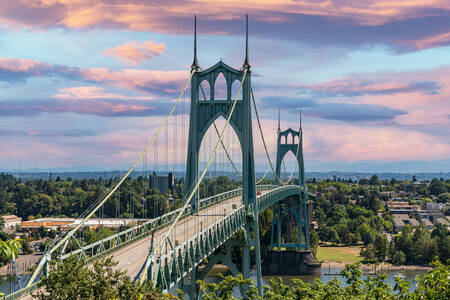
110 194 245 279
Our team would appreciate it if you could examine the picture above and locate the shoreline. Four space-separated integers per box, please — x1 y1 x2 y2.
319 261 431 271
198 261 431 278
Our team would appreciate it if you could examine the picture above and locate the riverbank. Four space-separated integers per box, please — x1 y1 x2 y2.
321 261 431 272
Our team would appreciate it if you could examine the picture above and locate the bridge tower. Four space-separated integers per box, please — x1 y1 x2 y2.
271 110 309 250
184 15 263 297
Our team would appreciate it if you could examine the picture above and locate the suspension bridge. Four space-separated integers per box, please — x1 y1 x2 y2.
9 15 318 300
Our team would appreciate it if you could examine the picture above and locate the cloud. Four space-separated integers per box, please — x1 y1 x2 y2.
0 58 79 82
0 129 94 137
103 40 165 65
306 103 406 122
0 1 449 52
297 79 441 98
0 57 188 95
303 122 450 162
260 96 318 109
260 96 406 122
53 86 155 100
0 97 167 117
79 68 187 94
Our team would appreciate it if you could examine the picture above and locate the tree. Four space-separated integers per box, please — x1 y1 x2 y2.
369 175 380 185
412 258 450 299
373 234 388 262
197 274 258 300
411 225 438 265
319 227 339 244
35 256 171 300
392 251 406 266
437 192 450 203
361 244 377 263
430 178 447 196
310 230 319 257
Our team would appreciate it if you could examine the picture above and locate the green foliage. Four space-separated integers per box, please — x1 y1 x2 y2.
0 238 22 261
437 192 450 203
198 260 449 300
412 258 450 299
20 239 33 254
392 251 406 266
197 274 258 300
391 224 447 265
35 256 173 300
429 178 447 196
310 230 319 257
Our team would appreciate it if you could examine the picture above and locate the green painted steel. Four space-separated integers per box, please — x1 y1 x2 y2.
184 46 263 294
271 124 310 251
147 185 306 294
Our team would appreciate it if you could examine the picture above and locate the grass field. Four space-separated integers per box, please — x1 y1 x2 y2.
316 245 362 263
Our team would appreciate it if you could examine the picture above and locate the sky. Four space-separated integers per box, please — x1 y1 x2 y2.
0 0 449 173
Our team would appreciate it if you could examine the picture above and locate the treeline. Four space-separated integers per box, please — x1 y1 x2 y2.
0 173 240 220
388 224 449 265
309 181 392 246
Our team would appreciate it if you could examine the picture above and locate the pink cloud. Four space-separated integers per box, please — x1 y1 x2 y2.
2 1 448 28
0 57 188 94
304 123 450 161
103 40 165 65
53 86 155 100
0 1 449 53
0 57 51 74
79 68 187 94
400 32 450 50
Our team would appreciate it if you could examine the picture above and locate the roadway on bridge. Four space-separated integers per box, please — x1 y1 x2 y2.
110 190 269 280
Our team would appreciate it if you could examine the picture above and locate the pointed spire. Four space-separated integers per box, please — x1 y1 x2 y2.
277 107 280 133
191 14 199 71
243 14 250 69
299 108 302 132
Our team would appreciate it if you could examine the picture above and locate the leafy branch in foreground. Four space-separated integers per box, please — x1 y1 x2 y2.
34 256 174 300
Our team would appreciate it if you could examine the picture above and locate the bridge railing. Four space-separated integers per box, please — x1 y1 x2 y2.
1 282 40 300
256 185 307 212
59 205 193 262
150 204 247 290
61 186 278 262
198 185 277 210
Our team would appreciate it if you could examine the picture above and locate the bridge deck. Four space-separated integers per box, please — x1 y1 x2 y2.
111 193 246 279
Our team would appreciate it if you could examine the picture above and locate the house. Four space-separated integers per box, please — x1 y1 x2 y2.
325 186 337 192
420 218 434 229
426 202 445 211
1 215 22 232
435 217 449 227
393 217 407 231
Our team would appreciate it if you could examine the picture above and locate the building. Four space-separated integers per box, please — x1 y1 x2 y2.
435 217 449 227
149 172 174 195
21 218 136 230
420 218 434 229
1 215 22 232
426 202 445 211
393 215 419 231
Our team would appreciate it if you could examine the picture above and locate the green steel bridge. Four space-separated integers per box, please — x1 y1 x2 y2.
9 15 314 300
